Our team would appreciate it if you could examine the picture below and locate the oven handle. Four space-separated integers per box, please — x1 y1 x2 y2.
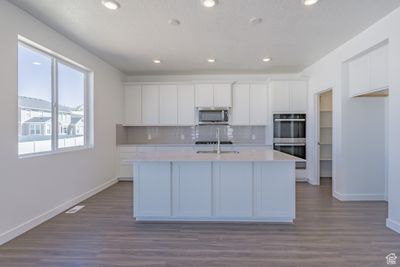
274 119 306 122
274 143 306 146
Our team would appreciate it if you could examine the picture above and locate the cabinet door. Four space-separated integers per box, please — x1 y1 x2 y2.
172 162 212 217
124 85 141 125
159 85 178 125
195 84 214 107
213 163 253 217
213 84 232 107
141 85 159 125
270 81 290 112
348 54 370 97
231 84 250 125
178 85 195 125
134 162 171 217
370 45 388 91
250 84 268 125
289 81 308 112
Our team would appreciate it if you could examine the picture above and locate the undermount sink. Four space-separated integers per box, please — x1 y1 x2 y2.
196 150 240 154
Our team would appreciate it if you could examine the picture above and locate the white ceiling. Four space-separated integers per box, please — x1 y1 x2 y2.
10 0 400 75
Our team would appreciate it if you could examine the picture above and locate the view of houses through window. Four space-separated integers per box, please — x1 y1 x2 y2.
18 41 89 155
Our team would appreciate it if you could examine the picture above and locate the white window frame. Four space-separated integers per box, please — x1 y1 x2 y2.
18 37 94 158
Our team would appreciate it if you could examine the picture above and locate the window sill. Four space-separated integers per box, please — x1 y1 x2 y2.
18 145 95 159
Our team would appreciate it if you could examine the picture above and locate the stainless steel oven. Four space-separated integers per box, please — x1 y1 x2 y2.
273 114 306 169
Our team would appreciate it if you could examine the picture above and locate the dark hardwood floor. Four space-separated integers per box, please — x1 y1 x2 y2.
0 178 399 267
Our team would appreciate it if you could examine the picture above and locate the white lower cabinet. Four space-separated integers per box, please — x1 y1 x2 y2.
133 161 295 221
213 162 253 217
134 162 171 217
254 162 295 217
172 162 212 217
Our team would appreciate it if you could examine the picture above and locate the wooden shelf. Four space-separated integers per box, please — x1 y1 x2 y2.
320 110 332 112
320 143 332 145
320 158 332 161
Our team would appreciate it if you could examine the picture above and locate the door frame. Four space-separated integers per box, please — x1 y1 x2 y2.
313 88 334 186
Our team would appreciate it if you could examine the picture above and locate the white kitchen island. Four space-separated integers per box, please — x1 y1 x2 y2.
126 149 303 223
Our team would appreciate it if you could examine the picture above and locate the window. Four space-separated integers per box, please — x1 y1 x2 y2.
18 39 92 156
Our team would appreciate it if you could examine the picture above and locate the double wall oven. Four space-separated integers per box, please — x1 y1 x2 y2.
273 114 306 169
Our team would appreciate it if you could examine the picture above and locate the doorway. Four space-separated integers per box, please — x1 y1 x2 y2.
316 89 333 184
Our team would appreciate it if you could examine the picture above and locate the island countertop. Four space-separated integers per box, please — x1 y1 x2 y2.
124 148 304 163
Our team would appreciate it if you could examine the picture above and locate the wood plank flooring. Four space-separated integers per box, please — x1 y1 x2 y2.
0 178 399 267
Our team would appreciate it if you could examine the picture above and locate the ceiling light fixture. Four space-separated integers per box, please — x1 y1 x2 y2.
32 62 41 66
207 58 216 63
153 59 161 64
249 17 263 25
201 0 218 8
303 0 319 6
262 57 272 62
101 0 120 10
168 19 181 26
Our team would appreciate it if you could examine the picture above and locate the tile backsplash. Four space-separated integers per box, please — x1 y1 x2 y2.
116 125 267 145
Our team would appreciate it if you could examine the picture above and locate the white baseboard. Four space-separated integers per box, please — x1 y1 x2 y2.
118 176 133 182
386 218 400 234
0 178 118 246
333 191 386 201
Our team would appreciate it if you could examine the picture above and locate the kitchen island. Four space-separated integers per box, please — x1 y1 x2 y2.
126 149 303 223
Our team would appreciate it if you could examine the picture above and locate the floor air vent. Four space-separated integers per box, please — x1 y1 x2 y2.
65 205 85 214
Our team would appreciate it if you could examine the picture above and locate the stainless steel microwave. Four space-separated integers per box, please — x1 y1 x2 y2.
197 108 229 125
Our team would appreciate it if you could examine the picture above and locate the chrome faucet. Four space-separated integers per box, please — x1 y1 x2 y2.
216 128 221 154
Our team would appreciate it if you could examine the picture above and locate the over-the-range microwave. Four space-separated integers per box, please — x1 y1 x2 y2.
197 108 229 125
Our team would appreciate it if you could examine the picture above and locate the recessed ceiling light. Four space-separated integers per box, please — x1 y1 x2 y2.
262 57 272 62
153 59 161 64
101 0 120 10
168 19 181 26
201 0 218 8
249 17 263 25
207 58 216 63
303 0 319 6
32 62 41 66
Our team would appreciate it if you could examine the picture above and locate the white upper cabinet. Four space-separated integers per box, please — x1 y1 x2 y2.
348 44 388 97
195 83 232 108
370 45 388 92
213 84 232 107
250 84 268 125
141 85 159 125
289 81 308 112
178 85 195 125
195 84 214 107
124 85 142 125
270 81 307 113
231 83 268 126
232 84 250 125
348 54 370 97
159 85 178 125
270 81 291 112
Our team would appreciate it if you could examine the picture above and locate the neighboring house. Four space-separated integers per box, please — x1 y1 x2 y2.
18 96 83 137
68 116 84 136
21 117 52 136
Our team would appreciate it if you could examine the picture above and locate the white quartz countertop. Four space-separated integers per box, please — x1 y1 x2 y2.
124 148 304 163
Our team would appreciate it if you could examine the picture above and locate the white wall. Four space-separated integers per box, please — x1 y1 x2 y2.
302 7 400 233
0 1 124 244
